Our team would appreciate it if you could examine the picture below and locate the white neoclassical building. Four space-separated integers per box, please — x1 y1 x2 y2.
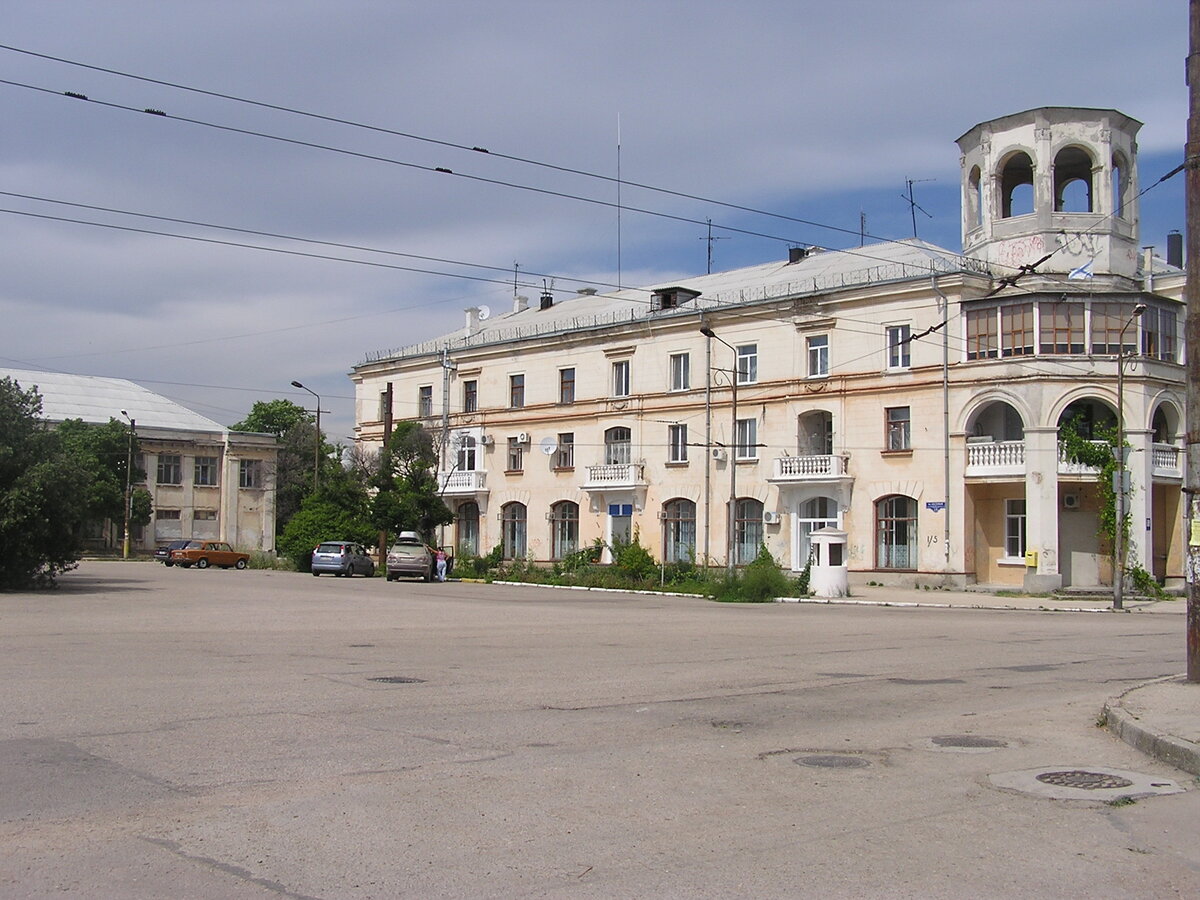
351 107 1187 591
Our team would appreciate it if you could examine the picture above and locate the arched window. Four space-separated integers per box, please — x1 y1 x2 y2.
967 165 982 231
734 498 764 565
605 427 632 465
876 495 917 569
1151 405 1178 444
1058 399 1117 441
798 497 839 566
1000 151 1034 218
456 435 477 472
798 411 834 456
455 501 480 556
662 498 696 564
1112 151 1130 219
1053 146 1094 212
501 502 527 559
550 500 579 560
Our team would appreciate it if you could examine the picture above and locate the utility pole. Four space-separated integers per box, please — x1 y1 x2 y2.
1185 0 1200 681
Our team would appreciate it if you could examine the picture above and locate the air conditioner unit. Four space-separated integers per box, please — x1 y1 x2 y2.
763 511 781 525
1063 493 1080 510
657 510 668 520
711 448 727 462
516 432 531 444
479 434 494 446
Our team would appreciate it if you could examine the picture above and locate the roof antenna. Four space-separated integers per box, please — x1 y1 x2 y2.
902 177 934 238
699 218 731 274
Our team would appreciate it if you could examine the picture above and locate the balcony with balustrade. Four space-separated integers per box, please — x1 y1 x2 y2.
1151 443 1182 479
439 469 488 496
964 439 1025 478
581 463 647 492
768 454 852 485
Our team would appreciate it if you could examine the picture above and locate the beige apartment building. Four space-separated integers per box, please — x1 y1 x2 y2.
352 107 1187 591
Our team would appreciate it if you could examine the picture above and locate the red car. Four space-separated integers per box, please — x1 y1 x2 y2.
169 540 250 570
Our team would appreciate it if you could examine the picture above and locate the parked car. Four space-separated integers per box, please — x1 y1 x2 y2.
386 532 436 582
169 540 250 570
154 539 190 566
311 541 375 577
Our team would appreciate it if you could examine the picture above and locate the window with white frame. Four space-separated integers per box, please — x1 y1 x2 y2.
555 432 574 469
734 498 764 565
669 353 690 391
668 424 688 463
506 437 523 472
456 435 477 472
509 374 524 409
662 498 696 564
797 497 839 566
550 501 579 560
736 343 758 384
462 379 478 413
735 418 757 459
605 427 631 465
1005 498 1027 558
612 359 630 397
559 367 575 404
418 385 433 418
886 324 911 369
885 406 911 451
456 501 480 556
876 495 917 569
501 502 527 559
807 334 829 377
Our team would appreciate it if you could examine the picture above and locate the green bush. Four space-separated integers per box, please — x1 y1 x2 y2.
614 536 657 580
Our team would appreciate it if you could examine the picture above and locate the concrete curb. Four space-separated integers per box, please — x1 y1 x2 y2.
1104 676 1200 777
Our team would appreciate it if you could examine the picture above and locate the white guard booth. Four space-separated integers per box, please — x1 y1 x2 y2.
809 527 849 598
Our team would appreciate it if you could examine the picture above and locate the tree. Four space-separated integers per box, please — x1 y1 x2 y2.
370 422 452 542
231 399 332 533
55 417 146 535
0 378 92 587
277 461 375 570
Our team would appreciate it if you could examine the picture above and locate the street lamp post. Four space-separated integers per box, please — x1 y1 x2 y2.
291 381 321 492
700 326 739 574
120 409 135 559
1113 302 1147 611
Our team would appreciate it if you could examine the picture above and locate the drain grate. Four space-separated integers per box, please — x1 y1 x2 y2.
932 735 1007 749
368 676 425 684
1035 770 1134 790
795 754 869 769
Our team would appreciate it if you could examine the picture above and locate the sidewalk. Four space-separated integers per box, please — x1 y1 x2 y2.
786 583 1183 614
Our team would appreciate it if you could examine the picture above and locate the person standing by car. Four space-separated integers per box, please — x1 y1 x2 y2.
435 548 448 582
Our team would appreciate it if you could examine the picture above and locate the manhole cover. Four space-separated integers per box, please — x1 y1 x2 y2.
1035 770 1134 790
795 755 869 769
932 735 1007 749
368 676 425 684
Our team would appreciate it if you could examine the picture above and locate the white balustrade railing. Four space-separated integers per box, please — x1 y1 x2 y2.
772 455 849 480
439 470 487 493
583 463 645 487
1152 443 1181 475
965 440 1025 471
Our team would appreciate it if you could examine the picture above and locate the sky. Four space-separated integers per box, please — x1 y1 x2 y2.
0 1 1189 443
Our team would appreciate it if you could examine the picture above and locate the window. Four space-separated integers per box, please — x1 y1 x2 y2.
463 379 478 413
506 437 523 472
735 418 757 460
456 501 480 556
886 325 911 369
550 501 579 560
509 374 525 408
1000 303 1033 357
1090 303 1136 355
669 353 690 391
193 456 218 486
605 427 631 465
807 334 829 377
662 498 696 564
1005 498 1027 559
239 458 262 489
668 424 689 463
612 360 630 397
797 497 839 566
418 385 433 418
156 454 182 485
885 407 911 451
558 368 576 404
736 344 758 384
194 509 218 521
1142 306 1178 362
1039 302 1085 355
876 495 917 569
501 502 527 559
966 307 999 360
456 435 477 472
378 391 390 421
555 432 575 469
734 498 764 565
156 509 181 520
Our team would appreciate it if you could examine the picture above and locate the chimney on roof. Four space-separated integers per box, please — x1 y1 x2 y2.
465 307 482 335
513 294 529 313
788 246 809 264
1167 230 1183 269
539 289 554 310
577 287 598 296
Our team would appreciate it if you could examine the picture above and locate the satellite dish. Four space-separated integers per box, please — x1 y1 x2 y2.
477 304 491 321
539 436 558 456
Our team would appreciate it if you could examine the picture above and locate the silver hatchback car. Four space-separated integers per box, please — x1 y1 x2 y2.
311 541 375 577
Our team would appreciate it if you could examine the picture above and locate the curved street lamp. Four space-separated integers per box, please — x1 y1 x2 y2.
291 381 321 492
1113 302 1147 610
701 326 739 574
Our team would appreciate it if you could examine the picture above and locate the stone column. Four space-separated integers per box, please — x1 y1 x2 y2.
1024 426 1063 591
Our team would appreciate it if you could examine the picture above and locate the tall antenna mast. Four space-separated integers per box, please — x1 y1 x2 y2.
860 210 867 247
902 177 934 238
616 113 622 289
699 218 731 274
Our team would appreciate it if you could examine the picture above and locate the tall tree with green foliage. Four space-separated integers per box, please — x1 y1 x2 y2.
231 398 332 533
0 378 92 587
371 421 452 543
277 461 376 570
55 417 148 535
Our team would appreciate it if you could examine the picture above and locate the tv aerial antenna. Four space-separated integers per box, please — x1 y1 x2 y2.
902 178 934 238
699 217 731 274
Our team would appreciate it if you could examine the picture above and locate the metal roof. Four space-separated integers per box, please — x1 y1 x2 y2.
0 367 229 434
